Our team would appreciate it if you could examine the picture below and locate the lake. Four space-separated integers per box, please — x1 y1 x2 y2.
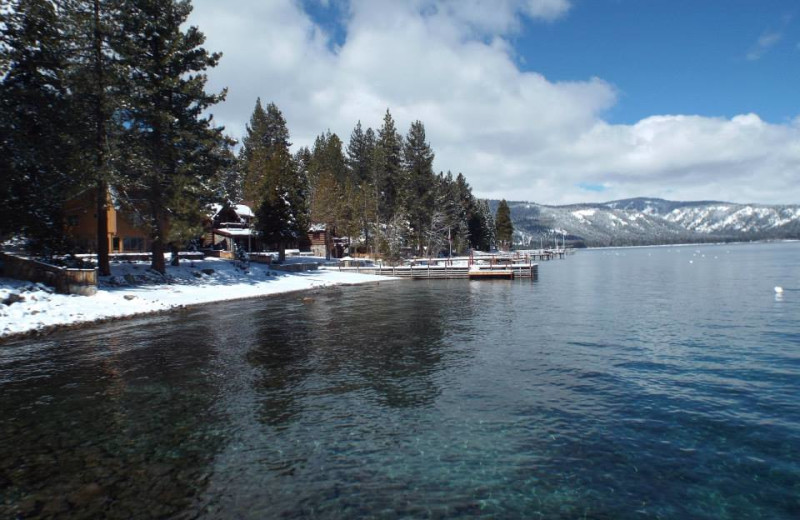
1 242 798 518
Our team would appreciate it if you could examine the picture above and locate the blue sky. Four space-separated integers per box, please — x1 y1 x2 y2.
190 0 800 205
512 0 798 124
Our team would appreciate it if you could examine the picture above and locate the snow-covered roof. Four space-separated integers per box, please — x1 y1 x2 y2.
213 228 257 238
209 203 254 221
208 203 223 218
309 223 327 232
234 204 254 218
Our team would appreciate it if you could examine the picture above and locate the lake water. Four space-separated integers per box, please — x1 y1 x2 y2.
1 242 798 518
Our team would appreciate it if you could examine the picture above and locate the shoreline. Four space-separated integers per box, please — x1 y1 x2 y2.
0 258 397 343
0 279 387 343
582 238 800 252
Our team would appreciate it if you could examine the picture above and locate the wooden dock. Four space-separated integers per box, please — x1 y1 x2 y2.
330 263 538 280
468 269 514 280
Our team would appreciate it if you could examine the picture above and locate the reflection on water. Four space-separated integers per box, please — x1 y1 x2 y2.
0 319 228 517
1 242 799 519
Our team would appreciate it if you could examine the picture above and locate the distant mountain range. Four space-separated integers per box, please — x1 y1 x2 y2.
489 198 800 248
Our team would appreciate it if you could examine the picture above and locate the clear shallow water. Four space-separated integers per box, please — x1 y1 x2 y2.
1 242 799 519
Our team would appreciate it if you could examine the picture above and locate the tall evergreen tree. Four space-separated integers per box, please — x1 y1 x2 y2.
467 198 494 251
0 0 76 254
64 0 127 275
374 109 403 222
209 142 241 203
114 0 227 273
346 121 371 185
308 130 347 228
240 100 303 261
254 146 302 261
361 127 379 252
346 121 377 253
240 99 294 205
495 199 514 250
241 99 268 204
449 173 472 254
402 120 435 255
478 199 496 250
293 146 312 250
434 171 470 256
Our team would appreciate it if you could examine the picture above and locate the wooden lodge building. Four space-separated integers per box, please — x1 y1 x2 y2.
65 190 348 259
308 223 348 259
64 188 152 254
204 203 260 254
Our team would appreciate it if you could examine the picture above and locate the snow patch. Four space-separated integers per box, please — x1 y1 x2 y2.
0 258 394 339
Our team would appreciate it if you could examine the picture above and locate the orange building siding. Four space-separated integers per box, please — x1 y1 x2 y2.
64 190 151 253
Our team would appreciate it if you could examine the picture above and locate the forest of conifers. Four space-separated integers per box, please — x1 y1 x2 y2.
0 0 509 274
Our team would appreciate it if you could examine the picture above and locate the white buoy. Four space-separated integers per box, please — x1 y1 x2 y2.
774 286 784 294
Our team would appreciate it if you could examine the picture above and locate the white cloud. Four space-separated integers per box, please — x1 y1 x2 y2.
189 0 800 205
432 0 571 34
746 30 783 61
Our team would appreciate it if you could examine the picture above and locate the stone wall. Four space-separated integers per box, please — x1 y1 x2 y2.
1 254 97 296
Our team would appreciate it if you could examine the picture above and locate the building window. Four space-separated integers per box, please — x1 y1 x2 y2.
67 216 79 226
123 237 145 252
112 237 120 251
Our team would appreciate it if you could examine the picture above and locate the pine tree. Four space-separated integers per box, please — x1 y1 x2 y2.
114 0 227 274
374 109 403 222
0 0 77 255
402 120 435 255
495 199 514 250
213 144 242 203
479 199 496 250
241 99 270 205
63 0 127 275
346 121 371 185
240 100 303 261
254 146 301 261
308 130 348 230
433 171 469 256
293 146 312 251
449 173 472 254
467 198 495 251
346 121 377 253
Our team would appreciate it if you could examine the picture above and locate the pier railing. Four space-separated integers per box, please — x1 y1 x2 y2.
331 263 538 279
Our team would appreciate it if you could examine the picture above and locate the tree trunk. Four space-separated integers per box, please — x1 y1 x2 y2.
150 199 166 274
279 242 286 263
96 182 110 275
170 243 180 266
151 238 166 274
93 0 111 276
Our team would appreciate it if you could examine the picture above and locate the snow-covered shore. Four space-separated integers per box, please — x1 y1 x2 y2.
0 257 394 340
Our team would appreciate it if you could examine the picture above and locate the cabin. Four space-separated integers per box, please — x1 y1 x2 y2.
204 203 260 254
64 188 152 254
308 223 349 259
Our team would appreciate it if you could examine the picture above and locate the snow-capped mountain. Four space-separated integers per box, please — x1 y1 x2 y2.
492 198 800 247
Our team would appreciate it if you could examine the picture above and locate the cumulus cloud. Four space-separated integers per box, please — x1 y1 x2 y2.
189 0 800 205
